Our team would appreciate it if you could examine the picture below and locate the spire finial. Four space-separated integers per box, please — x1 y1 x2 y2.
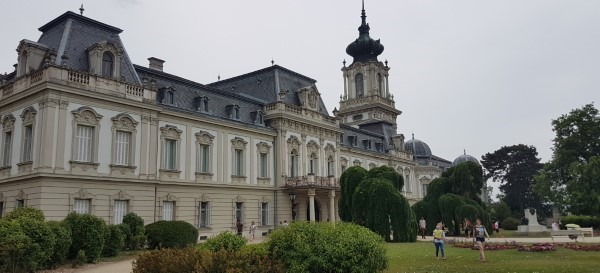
79 4 85 15
412 132 414 140
218 74 220 81
271 58 274 66
343 59 346 67
361 0 367 26
464 149 466 155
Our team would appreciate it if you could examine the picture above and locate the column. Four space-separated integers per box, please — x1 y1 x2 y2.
329 190 336 223
385 75 390 98
319 138 324 176
139 116 149 178
301 134 307 176
308 188 316 222
54 100 69 172
343 74 348 100
148 117 159 180
37 98 58 172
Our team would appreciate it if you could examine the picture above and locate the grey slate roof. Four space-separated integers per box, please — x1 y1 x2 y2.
207 65 329 115
339 124 388 155
36 11 140 85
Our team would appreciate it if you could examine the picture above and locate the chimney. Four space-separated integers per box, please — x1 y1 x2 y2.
148 57 165 71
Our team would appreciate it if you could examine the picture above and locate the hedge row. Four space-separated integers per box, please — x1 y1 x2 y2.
560 215 600 229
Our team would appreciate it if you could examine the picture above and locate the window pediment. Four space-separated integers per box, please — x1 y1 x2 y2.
195 131 215 145
160 125 182 140
20 107 37 125
324 143 336 158
231 137 248 150
306 140 319 155
287 135 301 151
256 142 271 154
1 114 16 131
111 113 138 131
72 107 103 126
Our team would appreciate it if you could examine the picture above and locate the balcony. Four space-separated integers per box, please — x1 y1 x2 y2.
0 64 153 102
265 101 338 126
339 94 395 109
283 175 339 190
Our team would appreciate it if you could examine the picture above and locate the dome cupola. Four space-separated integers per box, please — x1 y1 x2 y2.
452 150 480 166
345 1 384 64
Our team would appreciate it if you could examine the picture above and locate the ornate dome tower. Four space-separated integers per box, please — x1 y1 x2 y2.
336 1 401 127
452 150 480 166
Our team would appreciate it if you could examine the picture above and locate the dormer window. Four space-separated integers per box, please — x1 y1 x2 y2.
194 96 210 113
227 105 241 120
348 136 358 147
363 140 372 150
375 143 384 152
102 52 114 77
165 91 174 105
251 110 265 125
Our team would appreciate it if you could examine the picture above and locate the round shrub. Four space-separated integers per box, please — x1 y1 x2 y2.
133 247 206 273
145 221 198 249
123 213 146 250
4 207 45 222
46 221 72 269
502 217 521 230
267 222 388 273
17 218 57 269
103 225 126 257
200 231 246 252
64 212 108 262
0 219 41 272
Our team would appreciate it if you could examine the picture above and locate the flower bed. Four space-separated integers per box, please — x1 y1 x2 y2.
563 243 600 251
518 243 556 252
452 241 519 251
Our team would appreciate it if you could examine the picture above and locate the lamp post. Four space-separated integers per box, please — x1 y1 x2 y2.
289 191 297 221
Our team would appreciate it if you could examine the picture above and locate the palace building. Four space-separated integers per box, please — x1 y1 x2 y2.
0 5 453 237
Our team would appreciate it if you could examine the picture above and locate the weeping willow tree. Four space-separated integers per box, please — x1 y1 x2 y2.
411 162 493 236
338 166 367 222
340 166 416 242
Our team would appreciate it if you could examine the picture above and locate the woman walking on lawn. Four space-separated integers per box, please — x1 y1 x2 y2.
433 223 446 260
474 219 490 262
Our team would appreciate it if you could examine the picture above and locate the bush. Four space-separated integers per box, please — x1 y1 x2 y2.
560 215 600 229
17 218 57 270
145 221 198 249
267 222 387 273
4 207 45 222
103 225 126 257
64 212 108 262
46 221 72 269
123 213 146 250
199 231 246 252
0 220 41 273
502 217 521 230
133 247 207 273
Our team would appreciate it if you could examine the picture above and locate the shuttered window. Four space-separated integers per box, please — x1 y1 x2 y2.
199 144 210 173
163 201 174 221
23 125 33 162
234 149 243 176
114 131 131 165
114 200 128 224
2 131 12 166
74 199 90 214
261 202 270 226
260 153 268 178
75 125 93 162
165 139 177 170
199 202 210 228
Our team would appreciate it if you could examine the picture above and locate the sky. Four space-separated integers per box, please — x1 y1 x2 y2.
1 0 599 199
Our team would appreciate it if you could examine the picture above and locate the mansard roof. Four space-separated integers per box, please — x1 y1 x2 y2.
339 124 389 155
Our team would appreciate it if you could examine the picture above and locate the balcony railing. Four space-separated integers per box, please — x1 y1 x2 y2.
265 101 338 126
339 94 395 109
283 175 339 190
0 65 153 102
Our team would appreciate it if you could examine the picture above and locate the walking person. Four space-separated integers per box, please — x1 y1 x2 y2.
493 219 501 237
419 217 427 239
432 223 446 260
249 220 257 241
474 219 490 262
236 219 244 236
464 218 473 239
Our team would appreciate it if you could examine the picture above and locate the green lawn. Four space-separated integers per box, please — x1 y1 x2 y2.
386 242 600 273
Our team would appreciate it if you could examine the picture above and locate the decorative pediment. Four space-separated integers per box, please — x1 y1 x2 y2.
256 142 271 154
195 131 215 145
297 85 321 110
234 195 246 203
231 137 248 150
164 193 177 202
72 107 103 126
261 196 272 203
200 194 212 202
86 41 123 56
353 159 361 166
160 125 182 140
287 135 301 151
306 140 319 155
340 157 348 166
16 190 25 200
1 114 16 131
73 188 95 199
324 143 336 158
20 106 37 125
111 113 138 131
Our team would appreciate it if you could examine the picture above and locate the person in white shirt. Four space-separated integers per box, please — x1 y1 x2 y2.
551 221 560 231
419 217 427 239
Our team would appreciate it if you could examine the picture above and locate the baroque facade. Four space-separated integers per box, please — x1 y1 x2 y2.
0 6 451 237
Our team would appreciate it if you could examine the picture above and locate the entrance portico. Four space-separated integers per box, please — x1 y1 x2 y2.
284 175 339 222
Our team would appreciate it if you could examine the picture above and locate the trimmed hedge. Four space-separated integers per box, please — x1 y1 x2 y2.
200 231 246 252
0 219 41 272
560 215 600 229
64 212 108 262
146 221 198 249
267 222 388 273
46 221 72 269
103 225 126 257
501 217 521 230
4 207 46 222
123 213 147 250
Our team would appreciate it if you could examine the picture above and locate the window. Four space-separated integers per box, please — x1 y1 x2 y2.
309 153 317 175
422 184 429 197
165 139 177 170
202 98 209 112
114 200 128 224
405 175 410 192
235 202 244 222
22 125 33 162
261 202 270 226
355 73 364 98
234 108 240 119
163 201 175 221
227 105 241 120
234 149 244 176
165 91 174 105
16 199 24 208
377 73 383 95
102 52 113 77
0 202 3 217
2 131 12 166
114 131 131 165
199 144 210 173
290 150 299 177
327 156 334 177
75 125 94 162
73 199 89 214
259 153 268 178
199 202 210 228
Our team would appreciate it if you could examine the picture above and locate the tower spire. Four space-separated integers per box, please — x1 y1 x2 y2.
361 0 367 26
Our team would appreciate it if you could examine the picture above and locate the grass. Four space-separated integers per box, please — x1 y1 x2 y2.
385 241 600 273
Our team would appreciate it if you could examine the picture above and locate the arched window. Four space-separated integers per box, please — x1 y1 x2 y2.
202 98 209 112
19 51 28 76
309 153 318 175
355 73 364 98
290 149 299 177
165 91 174 105
377 73 383 95
327 156 334 177
102 52 114 77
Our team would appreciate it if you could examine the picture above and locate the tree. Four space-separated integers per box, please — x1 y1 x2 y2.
533 103 600 214
338 166 367 222
567 156 600 216
481 144 544 214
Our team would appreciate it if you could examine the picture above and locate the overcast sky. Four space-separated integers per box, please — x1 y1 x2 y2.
2 1 599 198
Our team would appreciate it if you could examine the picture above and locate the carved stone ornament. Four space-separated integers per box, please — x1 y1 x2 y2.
160 125 182 140
74 188 94 199
196 131 215 145
112 114 138 131
164 193 177 202
116 190 132 200
256 142 271 154
16 190 25 200
231 137 248 150
287 135 300 151
234 195 246 203
353 159 361 166
340 157 348 166
20 107 37 125
72 107 103 126
308 92 317 108
1 114 16 131
306 140 319 155
200 194 212 202
324 143 336 158
87 41 124 56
